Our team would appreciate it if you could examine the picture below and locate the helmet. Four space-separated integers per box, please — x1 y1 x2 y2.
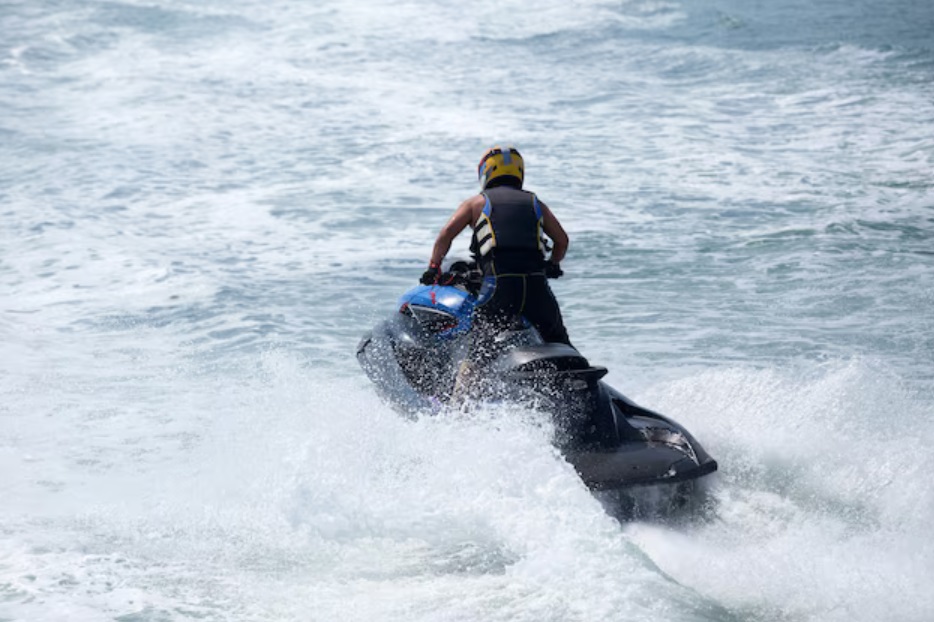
478 146 524 190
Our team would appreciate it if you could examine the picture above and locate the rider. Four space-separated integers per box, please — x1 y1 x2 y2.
420 146 572 368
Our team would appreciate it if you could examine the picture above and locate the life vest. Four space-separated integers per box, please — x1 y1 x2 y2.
471 186 544 274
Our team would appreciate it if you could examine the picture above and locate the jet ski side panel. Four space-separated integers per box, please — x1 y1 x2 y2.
603 384 718 470
565 445 716 490
356 320 438 417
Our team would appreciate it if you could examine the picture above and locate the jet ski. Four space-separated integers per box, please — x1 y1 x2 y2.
356 260 718 518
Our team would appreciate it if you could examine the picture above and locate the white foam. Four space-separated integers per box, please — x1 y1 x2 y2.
1 352 719 621
628 360 934 621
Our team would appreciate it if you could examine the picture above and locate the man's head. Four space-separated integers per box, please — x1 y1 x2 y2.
478 146 524 190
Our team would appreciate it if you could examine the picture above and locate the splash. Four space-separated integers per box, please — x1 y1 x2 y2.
629 360 934 621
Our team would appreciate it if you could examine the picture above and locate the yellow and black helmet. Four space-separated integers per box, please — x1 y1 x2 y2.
478 146 524 190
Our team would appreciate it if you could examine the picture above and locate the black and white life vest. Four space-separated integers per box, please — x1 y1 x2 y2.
471 186 545 274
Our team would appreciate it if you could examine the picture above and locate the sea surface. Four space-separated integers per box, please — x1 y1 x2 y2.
2 1 933 620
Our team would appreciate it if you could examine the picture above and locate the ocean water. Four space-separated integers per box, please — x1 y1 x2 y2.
2 0 933 620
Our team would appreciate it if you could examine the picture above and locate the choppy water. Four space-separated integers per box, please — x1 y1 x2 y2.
2 1 933 620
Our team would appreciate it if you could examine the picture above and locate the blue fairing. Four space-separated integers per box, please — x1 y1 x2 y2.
398 285 476 338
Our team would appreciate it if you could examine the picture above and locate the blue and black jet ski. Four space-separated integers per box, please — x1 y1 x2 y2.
356 260 718 517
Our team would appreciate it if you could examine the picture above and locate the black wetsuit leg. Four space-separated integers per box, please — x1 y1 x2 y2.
468 274 571 365
522 274 571 346
468 275 523 364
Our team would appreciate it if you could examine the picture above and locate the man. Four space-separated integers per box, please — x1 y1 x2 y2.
420 146 572 372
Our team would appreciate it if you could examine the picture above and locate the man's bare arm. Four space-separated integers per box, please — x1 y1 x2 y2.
540 203 569 263
429 195 483 266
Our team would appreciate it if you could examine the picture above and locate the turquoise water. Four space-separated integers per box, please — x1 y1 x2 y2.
2 1 933 620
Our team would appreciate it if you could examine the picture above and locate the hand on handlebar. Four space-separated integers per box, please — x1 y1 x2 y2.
420 263 441 285
545 261 563 279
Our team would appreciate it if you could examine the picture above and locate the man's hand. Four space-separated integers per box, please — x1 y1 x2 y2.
545 261 563 279
420 263 441 285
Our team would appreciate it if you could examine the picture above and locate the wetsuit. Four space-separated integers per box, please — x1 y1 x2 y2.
468 183 571 362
